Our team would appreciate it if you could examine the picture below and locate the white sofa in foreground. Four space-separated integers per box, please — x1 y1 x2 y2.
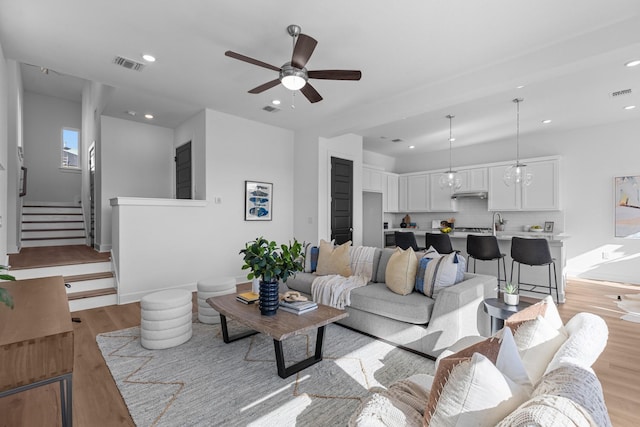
349 296 611 426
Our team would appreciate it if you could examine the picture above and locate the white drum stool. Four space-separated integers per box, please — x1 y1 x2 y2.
140 289 193 350
197 276 236 324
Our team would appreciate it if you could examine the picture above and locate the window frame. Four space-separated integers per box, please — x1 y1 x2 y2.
60 127 81 170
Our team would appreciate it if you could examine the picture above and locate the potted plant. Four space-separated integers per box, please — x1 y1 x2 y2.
240 237 304 316
0 265 16 309
503 282 519 305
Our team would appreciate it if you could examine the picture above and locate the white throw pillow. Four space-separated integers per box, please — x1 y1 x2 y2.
386 247 418 295
425 353 530 427
509 315 568 384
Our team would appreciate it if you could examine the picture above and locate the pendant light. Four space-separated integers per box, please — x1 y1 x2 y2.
503 98 533 186
439 114 461 190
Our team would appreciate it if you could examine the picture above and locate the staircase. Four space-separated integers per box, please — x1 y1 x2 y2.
21 202 86 247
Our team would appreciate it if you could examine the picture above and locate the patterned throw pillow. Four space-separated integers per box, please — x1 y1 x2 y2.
303 243 320 273
415 247 465 297
424 328 531 426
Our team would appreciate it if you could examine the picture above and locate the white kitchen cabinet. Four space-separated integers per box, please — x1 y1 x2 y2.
488 159 559 211
384 173 399 212
407 174 429 211
458 167 488 192
429 172 458 212
398 176 408 211
362 167 383 192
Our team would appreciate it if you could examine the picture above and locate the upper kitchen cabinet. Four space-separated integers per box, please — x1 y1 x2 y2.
362 166 384 192
488 158 559 211
407 173 430 211
398 175 408 211
384 173 399 212
429 172 458 212
458 167 488 192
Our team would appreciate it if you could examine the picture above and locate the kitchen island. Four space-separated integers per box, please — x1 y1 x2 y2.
384 228 568 302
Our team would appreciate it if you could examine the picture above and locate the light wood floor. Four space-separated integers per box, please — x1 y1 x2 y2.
8 245 111 270
0 278 638 426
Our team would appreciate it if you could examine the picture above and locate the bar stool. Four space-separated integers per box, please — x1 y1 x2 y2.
394 231 424 251
466 234 507 289
425 233 454 254
510 237 559 302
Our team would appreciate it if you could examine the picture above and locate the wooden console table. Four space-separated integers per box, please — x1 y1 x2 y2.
0 276 74 426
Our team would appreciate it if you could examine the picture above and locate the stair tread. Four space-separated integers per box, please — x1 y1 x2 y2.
68 287 117 300
24 205 79 208
65 272 114 282
22 236 86 241
22 220 84 223
23 228 85 231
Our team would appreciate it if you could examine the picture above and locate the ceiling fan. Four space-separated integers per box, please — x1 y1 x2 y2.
225 24 362 103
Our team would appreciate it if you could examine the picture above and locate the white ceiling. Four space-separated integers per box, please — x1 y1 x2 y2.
1 1 639 156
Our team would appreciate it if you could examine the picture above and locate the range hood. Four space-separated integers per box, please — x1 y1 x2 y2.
451 191 488 200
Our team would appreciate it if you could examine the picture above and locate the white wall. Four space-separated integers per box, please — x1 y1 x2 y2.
5 60 23 254
0 42 7 264
293 129 321 246
100 116 174 250
112 109 296 302
394 119 640 285
22 91 82 203
319 133 364 246
363 150 396 171
174 110 205 200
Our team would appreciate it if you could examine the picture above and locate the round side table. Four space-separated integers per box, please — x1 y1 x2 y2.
483 297 533 335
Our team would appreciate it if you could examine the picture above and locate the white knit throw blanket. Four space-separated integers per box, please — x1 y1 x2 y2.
312 246 376 309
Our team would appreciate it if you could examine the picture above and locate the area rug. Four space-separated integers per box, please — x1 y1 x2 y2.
96 321 435 426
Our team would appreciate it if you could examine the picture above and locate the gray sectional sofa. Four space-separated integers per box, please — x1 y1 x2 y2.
285 247 497 358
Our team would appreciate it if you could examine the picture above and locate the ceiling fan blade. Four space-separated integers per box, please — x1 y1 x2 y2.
225 51 281 72
291 34 318 69
248 79 281 94
300 82 323 103
308 70 362 80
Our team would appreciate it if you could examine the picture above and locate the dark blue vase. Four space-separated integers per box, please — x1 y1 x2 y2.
259 280 280 316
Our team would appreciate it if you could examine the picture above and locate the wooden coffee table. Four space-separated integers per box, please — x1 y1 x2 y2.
206 293 348 378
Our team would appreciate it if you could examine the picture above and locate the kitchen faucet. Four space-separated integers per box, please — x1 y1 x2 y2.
492 212 503 236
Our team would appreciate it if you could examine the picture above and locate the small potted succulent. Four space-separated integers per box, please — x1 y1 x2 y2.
503 282 519 306
0 265 16 309
240 237 304 316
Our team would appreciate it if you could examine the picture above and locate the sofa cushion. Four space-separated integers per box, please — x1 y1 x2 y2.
374 248 396 283
386 247 418 295
349 282 434 324
316 239 352 277
424 353 530 427
495 394 597 427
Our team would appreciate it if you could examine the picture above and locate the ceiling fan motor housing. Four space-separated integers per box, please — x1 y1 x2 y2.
280 62 308 90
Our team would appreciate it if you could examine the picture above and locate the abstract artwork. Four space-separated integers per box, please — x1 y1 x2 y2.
245 181 272 221
615 176 640 238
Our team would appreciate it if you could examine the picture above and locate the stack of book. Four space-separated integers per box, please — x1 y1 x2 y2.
279 299 318 315
236 292 259 304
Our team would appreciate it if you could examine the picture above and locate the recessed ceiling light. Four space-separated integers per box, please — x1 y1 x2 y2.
144 113 154 119
624 105 636 110
142 54 156 62
272 99 281 105
126 110 137 116
624 59 640 67
448 137 455 142
541 119 552 124
516 85 525 89
408 145 415 149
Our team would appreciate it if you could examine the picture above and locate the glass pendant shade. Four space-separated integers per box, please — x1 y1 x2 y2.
440 170 462 190
504 98 533 187
440 114 461 190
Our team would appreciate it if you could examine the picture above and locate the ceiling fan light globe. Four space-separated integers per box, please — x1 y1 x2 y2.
281 75 306 90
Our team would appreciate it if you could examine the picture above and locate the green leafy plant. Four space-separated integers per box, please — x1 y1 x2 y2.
504 282 518 295
240 237 304 284
0 265 16 309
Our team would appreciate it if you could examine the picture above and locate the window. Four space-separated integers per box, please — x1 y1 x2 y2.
62 127 80 168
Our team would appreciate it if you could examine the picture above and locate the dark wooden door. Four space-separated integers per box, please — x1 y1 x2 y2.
175 142 192 199
331 157 353 244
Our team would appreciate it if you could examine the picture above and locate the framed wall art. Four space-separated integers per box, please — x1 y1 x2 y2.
615 175 640 238
245 180 272 221
544 221 554 233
